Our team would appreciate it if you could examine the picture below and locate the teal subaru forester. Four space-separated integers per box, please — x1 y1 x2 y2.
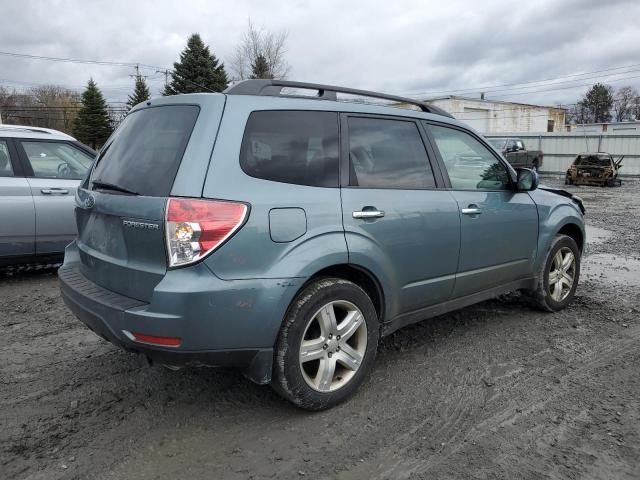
59 80 585 410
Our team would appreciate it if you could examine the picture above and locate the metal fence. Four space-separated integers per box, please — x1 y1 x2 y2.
485 132 640 176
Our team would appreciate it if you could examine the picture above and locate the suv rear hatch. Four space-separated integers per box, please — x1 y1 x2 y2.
75 96 225 302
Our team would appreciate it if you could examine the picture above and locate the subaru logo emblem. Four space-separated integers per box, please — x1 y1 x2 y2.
84 194 95 209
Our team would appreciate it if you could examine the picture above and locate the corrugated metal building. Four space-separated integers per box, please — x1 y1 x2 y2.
424 95 566 134
567 121 640 134
485 131 640 175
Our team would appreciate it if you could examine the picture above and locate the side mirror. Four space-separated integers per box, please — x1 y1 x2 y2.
516 168 538 191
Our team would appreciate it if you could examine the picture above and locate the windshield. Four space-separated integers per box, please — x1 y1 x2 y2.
487 139 507 149
575 155 611 167
91 105 199 196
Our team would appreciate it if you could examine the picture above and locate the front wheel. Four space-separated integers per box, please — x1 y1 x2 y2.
272 278 379 410
526 234 581 311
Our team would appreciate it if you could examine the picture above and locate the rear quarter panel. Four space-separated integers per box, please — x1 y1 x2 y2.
201 96 348 280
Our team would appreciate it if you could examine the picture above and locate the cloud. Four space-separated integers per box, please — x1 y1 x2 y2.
1 0 639 106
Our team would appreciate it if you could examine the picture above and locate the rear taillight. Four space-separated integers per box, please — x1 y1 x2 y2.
166 198 248 268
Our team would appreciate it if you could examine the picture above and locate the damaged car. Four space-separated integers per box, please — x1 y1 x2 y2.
59 79 586 410
565 152 623 187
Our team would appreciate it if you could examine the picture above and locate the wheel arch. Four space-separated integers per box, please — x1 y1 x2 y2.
557 222 584 253
298 264 386 322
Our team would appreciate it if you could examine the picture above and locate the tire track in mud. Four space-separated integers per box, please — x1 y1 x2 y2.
338 323 640 480
2 178 639 480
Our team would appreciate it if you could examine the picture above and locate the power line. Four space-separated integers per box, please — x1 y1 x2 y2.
2 47 640 99
0 50 165 71
487 73 640 98
0 50 214 93
460 68 640 96
395 62 640 97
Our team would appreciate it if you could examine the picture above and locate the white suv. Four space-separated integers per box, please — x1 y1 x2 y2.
0 125 95 265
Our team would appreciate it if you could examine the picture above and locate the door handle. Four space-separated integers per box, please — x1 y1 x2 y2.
353 210 385 219
41 188 69 195
461 205 482 215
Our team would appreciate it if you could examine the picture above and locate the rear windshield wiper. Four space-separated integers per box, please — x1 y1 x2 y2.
92 180 139 196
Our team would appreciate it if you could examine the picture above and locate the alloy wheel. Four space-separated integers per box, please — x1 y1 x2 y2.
299 300 368 392
548 246 576 302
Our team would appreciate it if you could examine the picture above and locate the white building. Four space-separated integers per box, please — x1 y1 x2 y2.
424 95 566 134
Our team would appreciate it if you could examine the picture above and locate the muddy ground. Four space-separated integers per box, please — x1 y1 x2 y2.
2 177 639 480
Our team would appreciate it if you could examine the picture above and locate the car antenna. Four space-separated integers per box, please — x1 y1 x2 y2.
168 70 216 93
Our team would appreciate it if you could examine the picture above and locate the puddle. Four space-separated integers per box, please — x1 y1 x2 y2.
581 254 640 287
585 225 613 245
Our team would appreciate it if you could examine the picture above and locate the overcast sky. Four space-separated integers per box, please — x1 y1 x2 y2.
1 0 640 107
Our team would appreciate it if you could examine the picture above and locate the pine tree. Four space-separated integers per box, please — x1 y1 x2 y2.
579 83 614 123
72 79 113 149
127 74 151 109
164 33 228 95
249 54 273 79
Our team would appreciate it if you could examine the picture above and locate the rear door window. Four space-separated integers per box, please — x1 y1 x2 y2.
0 140 14 176
91 105 199 196
240 111 339 187
347 116 435 189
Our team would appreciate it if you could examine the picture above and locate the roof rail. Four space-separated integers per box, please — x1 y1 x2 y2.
0 125 51 134
224 79 454 118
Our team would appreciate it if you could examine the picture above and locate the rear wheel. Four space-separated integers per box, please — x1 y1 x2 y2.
527 234 580 311
272 278 379 410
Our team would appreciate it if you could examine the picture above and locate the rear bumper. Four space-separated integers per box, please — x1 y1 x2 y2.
59 249 302 384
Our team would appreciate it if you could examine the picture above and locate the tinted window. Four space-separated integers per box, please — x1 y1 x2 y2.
21 141 93 179
92 105 199 196
240 111 339 187
0 141 13 177
348 117 435 188
428 124 510 191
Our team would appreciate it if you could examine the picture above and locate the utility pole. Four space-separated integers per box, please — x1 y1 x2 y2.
156 69 170 88
130 64 147 81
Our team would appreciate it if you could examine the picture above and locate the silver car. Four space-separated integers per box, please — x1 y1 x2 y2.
0 125 95 265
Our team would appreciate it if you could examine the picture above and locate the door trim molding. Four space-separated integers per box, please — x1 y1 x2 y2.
383 276 537 336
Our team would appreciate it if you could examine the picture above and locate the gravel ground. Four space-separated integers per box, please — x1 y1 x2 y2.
1 177 639 480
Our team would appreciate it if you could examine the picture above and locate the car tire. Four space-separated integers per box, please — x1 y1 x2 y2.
526 234 581 312
272 278 379 410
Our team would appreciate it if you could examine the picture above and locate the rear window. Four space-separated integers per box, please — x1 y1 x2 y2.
91 105 199 196
240 111 339 187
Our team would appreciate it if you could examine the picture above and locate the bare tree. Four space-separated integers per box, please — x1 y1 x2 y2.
0 85 82 134
567 102 590 124
613 86 638 122
230 19 290 80
633 94 640 121
31 85 82 133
